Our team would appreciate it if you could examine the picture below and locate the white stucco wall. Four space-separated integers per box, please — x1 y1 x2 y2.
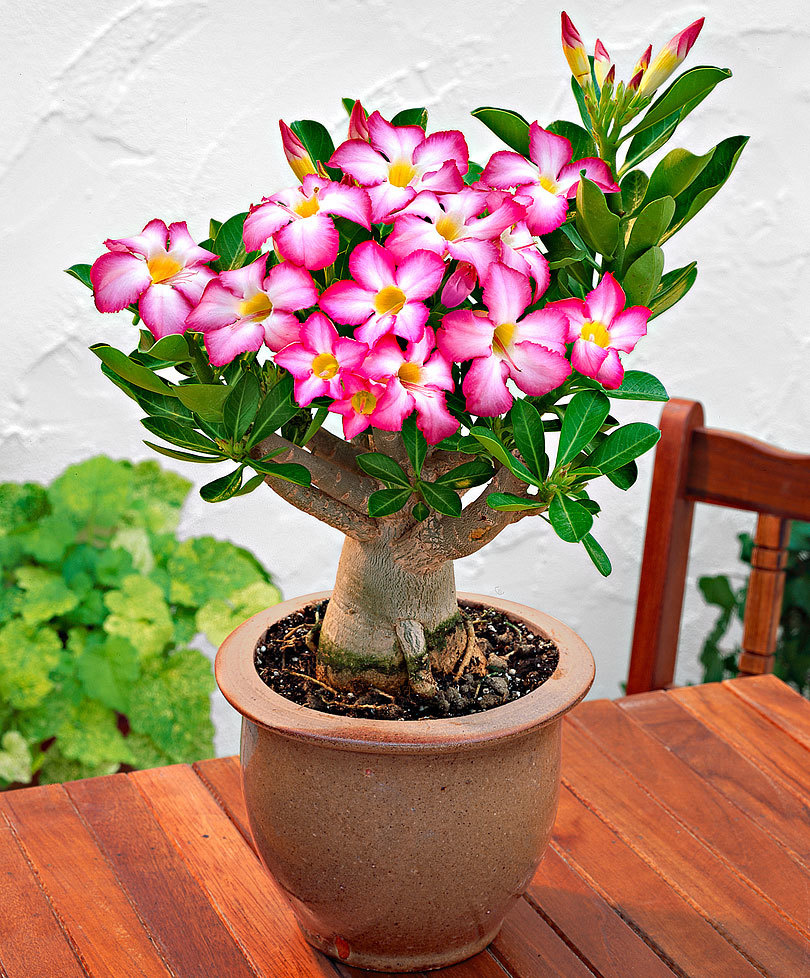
3 0 809 754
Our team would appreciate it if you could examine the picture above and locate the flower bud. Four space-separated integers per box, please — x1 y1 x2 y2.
561 12 592 88
348 100 370 141
594 39 611 88
279 120 318 183
638 18 704 98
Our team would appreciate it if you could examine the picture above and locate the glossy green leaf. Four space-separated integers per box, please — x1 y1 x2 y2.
249 460 311 485
622 196 675 269
212 213 260 272
91 345 174 395
620 170 649 214
575 178 620 258
143 442 226 464
609 370 669 402
209 218 223 239
648 262 698 319
65 264 93 289
402 414 427 476
471 106 530 156
486 492 546 512
223 372 261 442
290 119 341 180
571 76 592 131
621 246 665 306
463 162 484 186
248 374 300 446
622 112 680 173
583 533 612 576
199 468 245 503
557 391 610 467
606 460 638 490
390 107 428 129
148 334 190 363
368 488 412 517
626 67 733 138
643 146 715 207
232 474 266 497
419 482 462 517
549 494 593 543
174 384 230 422
357 453 411 488
546 120 597 160
434 458 495 490
588 422 661 473
141 417 223 454
511 399 546 479
469 427 539 485
411 500 430 522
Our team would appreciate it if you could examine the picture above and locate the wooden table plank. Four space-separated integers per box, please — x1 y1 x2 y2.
726 674 810 749
562 719 808 977
619 690 810 865
0 784 172 978
571 699 810 931
131 764 337 978
193 756 251 842
671 682 810 804
66 773 257 978
551 786 764 978
490 898 596 978
528 847 676 978
0 810 87 978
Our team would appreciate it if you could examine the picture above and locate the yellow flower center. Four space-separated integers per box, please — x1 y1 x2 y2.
295 195 321 218
435 214 462 241
398 362 421 384
350 389 377 415
238 293 273 321
312 352 339 379
388 159 418 188
539 175 560 195
373 285 407 316
147 254 183 284
580 320 611 347
493 322 517 354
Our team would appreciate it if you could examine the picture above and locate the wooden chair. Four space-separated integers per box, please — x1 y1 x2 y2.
626 398 810 695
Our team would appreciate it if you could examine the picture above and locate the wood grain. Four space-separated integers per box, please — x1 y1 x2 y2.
490 897 596 978
193 756 251 842
66 773 256 978
726 674 810 748
0 784 171 977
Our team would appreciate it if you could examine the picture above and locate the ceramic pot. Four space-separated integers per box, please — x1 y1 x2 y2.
215 591 594 972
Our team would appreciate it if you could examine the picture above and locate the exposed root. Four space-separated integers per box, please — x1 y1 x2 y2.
454 619 485 679
396 619 438 700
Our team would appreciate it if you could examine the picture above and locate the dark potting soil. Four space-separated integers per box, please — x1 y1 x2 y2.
253 599 560 720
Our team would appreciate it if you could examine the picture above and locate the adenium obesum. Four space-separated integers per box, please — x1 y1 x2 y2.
72 11 746 697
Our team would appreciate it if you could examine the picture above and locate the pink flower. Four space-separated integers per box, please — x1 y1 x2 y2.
274 312 368 406
386 189 524 280
348 101 370 141
363 329 458 444
437 264 571 416
638 19 704 98
547 273 650 389
482 123 619 235
330 111 468 223
329 373 388 439
279 120 318 183
243 174 371 270
90 219 217 338
319 240 444 346
185 255 318 366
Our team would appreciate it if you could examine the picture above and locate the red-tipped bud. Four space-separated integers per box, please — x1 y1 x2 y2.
561 12 592 87
594 38 611 88
632 44 652 77
604 64 616 87
348 100 370 141
279 120 317 183
627 68 645 92
638 18 705 98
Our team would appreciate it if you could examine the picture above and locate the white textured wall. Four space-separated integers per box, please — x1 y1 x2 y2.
3 0 809 752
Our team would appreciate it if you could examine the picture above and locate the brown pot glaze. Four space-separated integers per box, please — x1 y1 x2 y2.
215 591 594 972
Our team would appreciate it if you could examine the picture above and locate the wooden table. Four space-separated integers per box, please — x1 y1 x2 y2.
1 675 809 978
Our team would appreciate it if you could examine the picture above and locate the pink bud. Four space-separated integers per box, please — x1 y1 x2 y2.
560 12 592 88
594 39 611 88
348 100 370 141
627 68 645 92
604 64 616 86
279 120 317 183
633 44 652 76
638 18 705 98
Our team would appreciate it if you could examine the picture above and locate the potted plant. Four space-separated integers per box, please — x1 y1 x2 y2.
68 11 746 971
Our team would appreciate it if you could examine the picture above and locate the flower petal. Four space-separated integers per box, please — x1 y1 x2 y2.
544 298 588 342
167 221 218 265
243 201 292 251
274 343 317 377
91 251 151 312
386 215 445 262
219 254 268 297
263 261 318 311
518 184 569 235
571 337 609 377
203 321 265 366
595 348 624 389
275 214 339 270
413 129 469 175
514 307 568 353
320 280 376 325
441 262 477 307
300 311 339 353
411 389 459 444
317 182 372 228
529 124 572 179
371 378 414 431
263 311 303 352
139 284 193 338
419 350 454 390
586 273 626 326
507 342 572 396
447 237 497 278
437 310 494 362
364 335 405 378
465 198 526 239
367 182 414 223
390 301 428 342
482 263 531 325
105 218 168 257
608 305 650 352
329 139 389 185
481 151 537 189
348 239 396 291
395 249 445 299
173 267 216 306
418 159 465 194
558 157 620 197
185 279 240 332
367 111 424 163
294 373 332 406
462 354 513 416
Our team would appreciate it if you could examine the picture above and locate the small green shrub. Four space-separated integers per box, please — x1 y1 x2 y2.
0 457 281 788
698 522 810 696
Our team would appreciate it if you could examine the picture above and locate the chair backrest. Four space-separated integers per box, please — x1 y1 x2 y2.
626 398 810 695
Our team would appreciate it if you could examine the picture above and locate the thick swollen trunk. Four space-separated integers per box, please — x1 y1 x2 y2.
317 529 481 697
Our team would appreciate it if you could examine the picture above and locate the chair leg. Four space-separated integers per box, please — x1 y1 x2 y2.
738 514 790 677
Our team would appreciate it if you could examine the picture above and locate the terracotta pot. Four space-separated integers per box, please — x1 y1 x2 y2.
215 591 594 972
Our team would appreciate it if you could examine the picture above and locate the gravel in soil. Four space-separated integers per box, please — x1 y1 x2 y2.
253 599 560 720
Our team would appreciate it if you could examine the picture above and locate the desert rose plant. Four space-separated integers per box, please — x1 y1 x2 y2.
69 13 747 700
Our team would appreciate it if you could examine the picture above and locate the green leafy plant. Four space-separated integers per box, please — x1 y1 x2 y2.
0 457 281 788
698 523 810 695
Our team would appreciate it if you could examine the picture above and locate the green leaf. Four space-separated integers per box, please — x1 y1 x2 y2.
146 334 190 364
622 112 680 172
65 263 93 290
368 487 412 517
571 77 592 131
14 566 79 625
199 468 245 503
626 67 733 138
167 537 271 608
248 374 300 446
104 574 174 657
620 170 649 214
557 391 610 467
91 344 174 395
486 492 546 512
583 533 612 576
223 372 261 442
342 97 357 115
471 106 530 156
546 120 597 160
609 370 669 402
663 135 749 242
402 414 427 476
434 458 495 489
357 453 411 488
107 374 195 424
209 218 223 238
621 246 664 306
174 384 230 422
622 196 675 269
419 482 462 517
211 213 259 272
588 422 661 473
463 162 484 186
469 427 539 485
390 107 428 129
249 460 311 486
0 621 61 709
232 473 266 497
643 146 715 206
649 262 698 319
143 441 226 464
699 574 738 610
0 732 33 785
575 178 620 258
549 494 593 543
511 399 546 479
291 119 340 179
606 460 638 490
75 634 140 714
141 417 223 454
412 500 430 521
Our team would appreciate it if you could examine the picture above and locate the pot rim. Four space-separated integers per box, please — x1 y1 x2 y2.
215 590 594 753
